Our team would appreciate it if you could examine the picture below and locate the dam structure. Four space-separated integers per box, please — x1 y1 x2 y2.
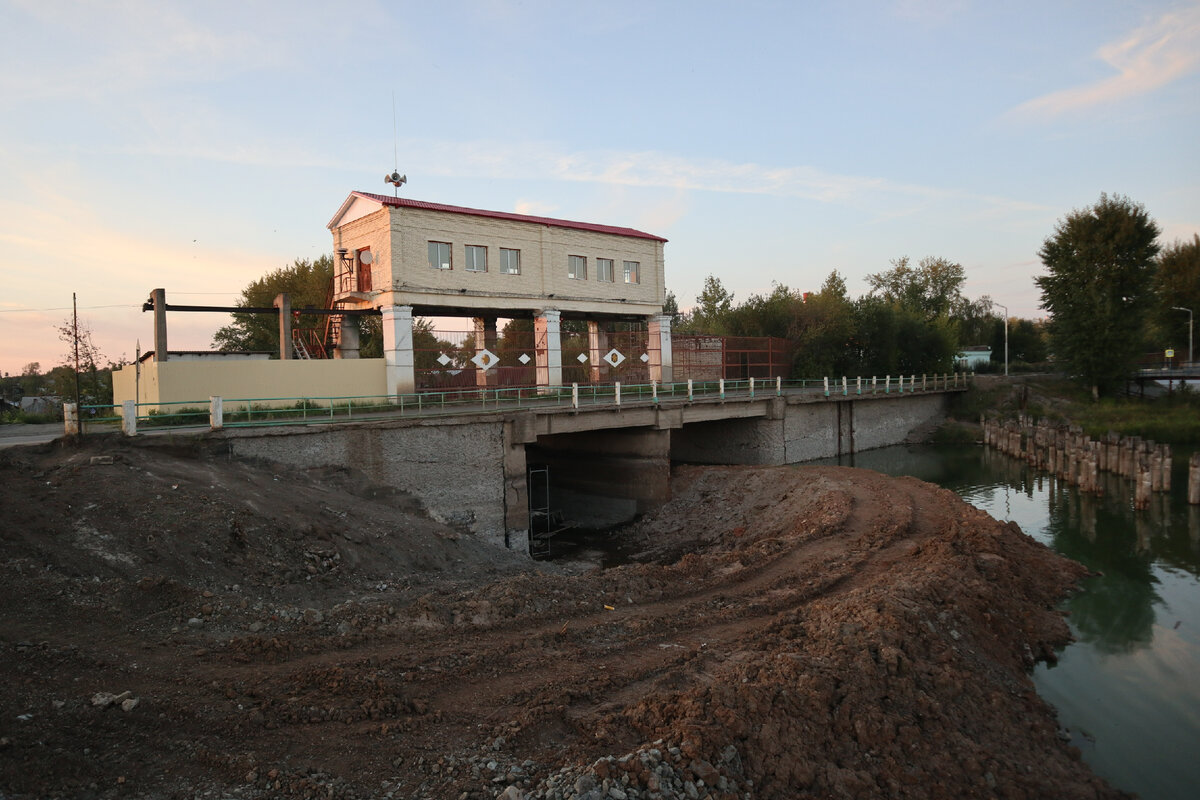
211 384 960 554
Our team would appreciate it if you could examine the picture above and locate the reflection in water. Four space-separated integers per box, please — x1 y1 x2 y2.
807 444 1200 800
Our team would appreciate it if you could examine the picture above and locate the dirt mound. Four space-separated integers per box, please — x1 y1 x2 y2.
0 438 1125 799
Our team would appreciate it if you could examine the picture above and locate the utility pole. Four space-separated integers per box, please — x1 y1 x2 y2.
72 292 81 407
1171 306 1193 365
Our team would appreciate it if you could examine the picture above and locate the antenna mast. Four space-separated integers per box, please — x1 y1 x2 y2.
383 92 407 197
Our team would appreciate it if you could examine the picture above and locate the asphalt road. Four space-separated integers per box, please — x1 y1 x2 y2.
0 423 64 449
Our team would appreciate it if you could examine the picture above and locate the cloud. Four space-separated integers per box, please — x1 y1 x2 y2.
1010 5 1200 118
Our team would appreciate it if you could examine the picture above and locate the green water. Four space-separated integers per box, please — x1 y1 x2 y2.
813 444 1200 800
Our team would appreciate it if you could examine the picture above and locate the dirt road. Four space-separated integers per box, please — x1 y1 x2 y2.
0 435 1125 799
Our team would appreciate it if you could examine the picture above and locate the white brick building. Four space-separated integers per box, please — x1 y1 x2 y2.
327 192 672 395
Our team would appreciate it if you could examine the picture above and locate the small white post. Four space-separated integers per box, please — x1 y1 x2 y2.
687 379 694 402
210 396 223 430
749 377 755 398
872 376 877 395
776 376 782 396
572 382 579 409
841 376 848 396
615 381 622 407
121 400 136 436
719 378 725 400
64 402 80 435
885 375 891 393
856 376 862 395
910 374 916 392
652 380 659 404
922 373 927 391
823 376 830 397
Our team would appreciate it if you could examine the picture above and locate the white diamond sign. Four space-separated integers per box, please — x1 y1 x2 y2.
603 349 626 368
577 353 589 363
640 353 650 363
437 353 452 366
518 353 531 365
471 349 499 371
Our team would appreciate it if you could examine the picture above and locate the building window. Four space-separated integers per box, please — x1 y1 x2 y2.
500 248 520 275
465 245 487 272
428 241 452 270
623 260 641 284
568 255 587 280
597 258 614 282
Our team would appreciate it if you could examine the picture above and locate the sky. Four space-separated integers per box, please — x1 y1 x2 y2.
1 0 1197 376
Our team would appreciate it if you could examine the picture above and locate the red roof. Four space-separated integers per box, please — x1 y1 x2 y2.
344 192 668 243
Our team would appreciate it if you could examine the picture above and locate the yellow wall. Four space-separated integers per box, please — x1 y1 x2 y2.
112 359 388 411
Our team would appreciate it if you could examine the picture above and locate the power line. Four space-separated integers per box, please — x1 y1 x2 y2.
0 304 141 313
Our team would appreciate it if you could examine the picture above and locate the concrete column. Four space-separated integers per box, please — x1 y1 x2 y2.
150 288 168 362
648 314 673 384
474 316 499 387
334 317 360 359
121 400 136 436
381 304 416 396
535 309 562 390
274 293 292 359
64 402 79 435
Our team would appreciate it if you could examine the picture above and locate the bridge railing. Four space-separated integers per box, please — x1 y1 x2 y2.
66 373 968 436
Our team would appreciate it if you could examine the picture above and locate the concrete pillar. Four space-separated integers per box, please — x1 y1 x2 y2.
121 400 136 436
150 288 168 362
334 317 360 359
381 304 416 396
210 396 224 430
587 320 607 384
474 316 499 387
535 309 562 390
648 313 673 384
274 293 292 359
64 402 79 435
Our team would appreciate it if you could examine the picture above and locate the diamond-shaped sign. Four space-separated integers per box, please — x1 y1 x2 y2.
640 353 650 363
471 349 499 371
437 353 452 366
603 349 626 368
518 353 531 365
577 353 589 363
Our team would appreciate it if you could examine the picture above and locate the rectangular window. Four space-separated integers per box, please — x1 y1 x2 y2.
568 255 587 280
428 241 451 270
623 260 641 284
465 245 487 272
597 258 614 282
500 248 520 275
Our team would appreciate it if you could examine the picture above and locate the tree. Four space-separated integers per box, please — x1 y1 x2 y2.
56 314 107 404
212 256 335 354
689 275 736 334
1153 234 1199 360
1035 194 1160 398
866 256 972 321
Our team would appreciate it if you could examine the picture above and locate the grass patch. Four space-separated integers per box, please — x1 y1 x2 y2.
930 421 978 445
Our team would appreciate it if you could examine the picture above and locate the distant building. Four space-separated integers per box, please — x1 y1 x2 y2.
956 346 992 370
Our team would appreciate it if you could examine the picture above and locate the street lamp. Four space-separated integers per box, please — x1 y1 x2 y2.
1171 306 1193 365
993 301 1009 377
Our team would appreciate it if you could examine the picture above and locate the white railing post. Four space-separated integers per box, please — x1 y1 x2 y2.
652 380 659 404
64 403 80 435
885 375 891 393
687 379 694 402
719 378 725 400
856 376 862 395
615 382 622 407
910 374 916 393
749 377 755 398
776 376 782 396
842 376 848 396
922 373 927 391
823 376 829 397
121 400 136 436
572 383 579 409
872 376 877 395
210 396 223 430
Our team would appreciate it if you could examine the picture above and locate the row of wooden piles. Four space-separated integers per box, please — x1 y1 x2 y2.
981 414 1200 508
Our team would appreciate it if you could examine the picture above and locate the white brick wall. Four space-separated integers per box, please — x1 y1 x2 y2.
332 202 666 318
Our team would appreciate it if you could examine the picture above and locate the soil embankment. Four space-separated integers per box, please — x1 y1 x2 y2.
0 436 1126 799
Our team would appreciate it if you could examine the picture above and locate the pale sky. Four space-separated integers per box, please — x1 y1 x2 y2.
2 0 1197 376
